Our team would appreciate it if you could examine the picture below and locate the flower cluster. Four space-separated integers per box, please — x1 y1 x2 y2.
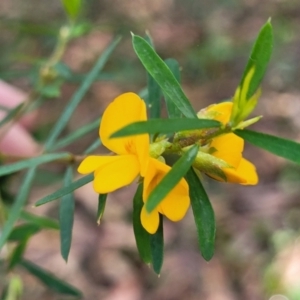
78 93 189 234
78 92 258 234
200 102 258 185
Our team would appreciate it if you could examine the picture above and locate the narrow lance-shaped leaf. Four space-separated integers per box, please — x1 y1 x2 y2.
132 184 151 264
240 19 273 100
185 168 215 261
8 224 40 242
8 238 29 270
20 211 59 230
50 117 101 151
8 223 41 269
230 20 273 125
111 119 220 138
59 166 75 262
0 167 36 250
132 33 197 119
146 145 199 213
150 214 164 275
235 129 300 164
97 194 107 224
147 74 161 119
44 36 121 150
145 33 162 119
0 103 24 128
0 153 71 177
164 58 182 118
35 174 93 206
19 259 82 297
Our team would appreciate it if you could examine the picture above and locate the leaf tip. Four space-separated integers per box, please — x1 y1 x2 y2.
109 130 121 139
202 251 214 262
145 202 154 214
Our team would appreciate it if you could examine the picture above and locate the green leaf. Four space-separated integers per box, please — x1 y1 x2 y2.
165 58 181 82
240 19 273 100
8 224 40 241
235 129 300 164
35 174 93 206
132 184 151 264
150 214 164 275
185 168 215 261
96 194 107 224
230 20 273 125
8 239 29 270
49 118 101 151
0 168 36 250
0 153 70 177
59 167 74 262
146 145 199 213
19 259 82 297
111 119 220 138
147 74 162 119
144 33 162 119
44 36 121 151
164 58 182 118
0 103 24 128
61 0 81 20
132 34 196 119
20 211 59 230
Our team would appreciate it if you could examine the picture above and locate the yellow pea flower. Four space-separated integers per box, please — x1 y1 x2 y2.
205 102 258 185
141 158 190 234
78 92 149 193
78 92 190 234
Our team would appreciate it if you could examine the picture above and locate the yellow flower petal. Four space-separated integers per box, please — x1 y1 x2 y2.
143 157 160 202
160 178 190 222
143 158 190 222
100 92 149 157
210 133 243 168
206 102 233 124
77 155 120 174
201 101 259 185
134 103 149 176
223 158 258 185
140 205 159 234
93 154 140 193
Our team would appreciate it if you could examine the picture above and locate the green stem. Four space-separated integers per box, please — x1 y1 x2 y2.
170 125 232 153
0 25 73 145
40 25 72 80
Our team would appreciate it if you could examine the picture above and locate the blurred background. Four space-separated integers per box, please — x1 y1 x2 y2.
1 0 300 299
